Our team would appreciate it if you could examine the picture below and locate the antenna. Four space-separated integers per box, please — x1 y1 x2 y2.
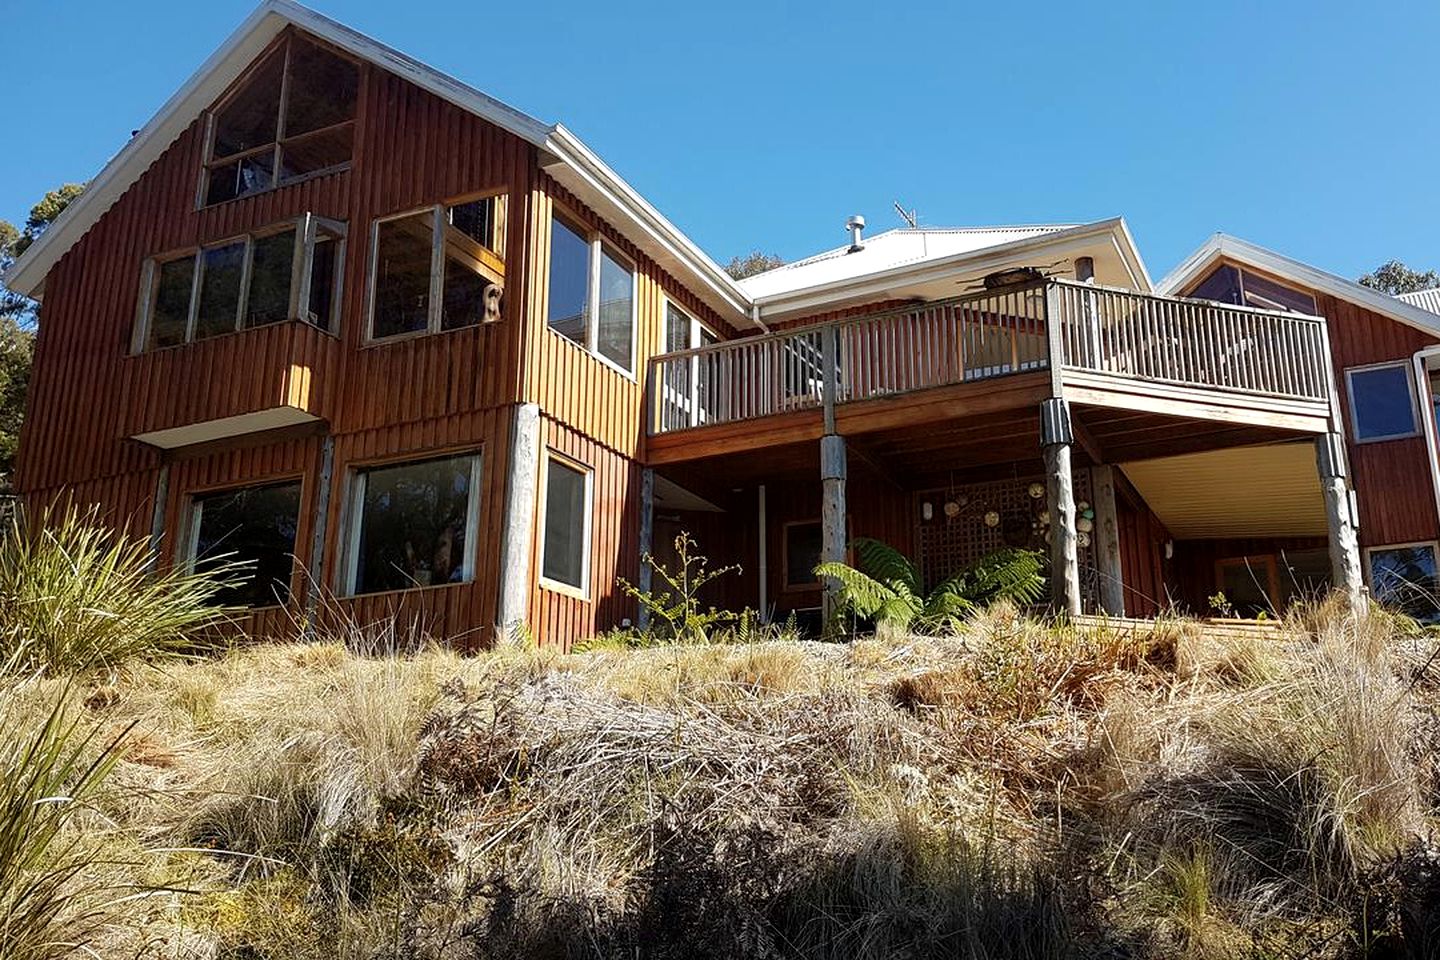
893 201 918 229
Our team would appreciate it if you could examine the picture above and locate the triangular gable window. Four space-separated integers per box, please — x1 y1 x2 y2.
1187 263 1318 315
202 33 358 206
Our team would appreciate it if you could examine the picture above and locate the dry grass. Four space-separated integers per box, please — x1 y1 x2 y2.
5 596 1436 958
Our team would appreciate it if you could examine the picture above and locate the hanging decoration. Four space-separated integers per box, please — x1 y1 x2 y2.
1027 482 1045 500
983 510 1001 527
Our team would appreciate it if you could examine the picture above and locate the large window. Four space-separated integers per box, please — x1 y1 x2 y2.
546 211 635 373
1346 362 1420 443
1367 543 1440 622
187 481 303 608
135 214 346 351
344 453 482 596
540 454 592 593
202 34 358 206
1187 263 1318 315
368 196 507 340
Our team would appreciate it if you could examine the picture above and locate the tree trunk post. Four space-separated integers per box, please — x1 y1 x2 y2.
1041 398 1082 617
1315 431 1364 605
1091 464 1125 615
637 467 655 630
496 403 541 642
821 434 847 621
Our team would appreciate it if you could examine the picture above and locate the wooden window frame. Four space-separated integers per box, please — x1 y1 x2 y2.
178 475 306 610
1363 540 1440 591
1345 360 1421 444
782 519 824 591
133 213 346 353
537 449 594 600
197 33 359 209
338 450 484 597
363 192 508 344
546 207 638 379
660 298 718 428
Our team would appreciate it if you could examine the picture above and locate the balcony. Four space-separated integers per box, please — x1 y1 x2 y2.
646 279 1335 459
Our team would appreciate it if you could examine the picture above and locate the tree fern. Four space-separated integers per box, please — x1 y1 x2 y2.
817 539 1045 635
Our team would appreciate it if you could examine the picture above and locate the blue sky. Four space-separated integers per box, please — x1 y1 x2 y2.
3 0 1435 282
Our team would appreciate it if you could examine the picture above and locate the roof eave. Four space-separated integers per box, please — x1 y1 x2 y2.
1157 234 1440 338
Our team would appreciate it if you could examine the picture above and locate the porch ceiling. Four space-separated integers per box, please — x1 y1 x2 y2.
1119 442 1327 539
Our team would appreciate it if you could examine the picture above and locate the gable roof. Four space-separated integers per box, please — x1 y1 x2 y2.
739 218 1153 316
1157 233 1440 337
1399 287 1440 315
0 0 751 326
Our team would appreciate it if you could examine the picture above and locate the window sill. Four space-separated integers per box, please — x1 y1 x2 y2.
129 316 337 357
540 576 590 602
1353 431 1421 445
339 578 474 601
360 323 492 350
196 163 352 212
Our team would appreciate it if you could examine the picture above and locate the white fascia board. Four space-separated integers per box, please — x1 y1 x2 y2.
751 219 1139 317
541 125 752 327
1158 233 1440 339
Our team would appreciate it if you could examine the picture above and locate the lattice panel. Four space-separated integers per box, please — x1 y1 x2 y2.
914 472 1099 610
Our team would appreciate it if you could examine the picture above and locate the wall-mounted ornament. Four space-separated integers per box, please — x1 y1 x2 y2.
921 501 934 521
983 510 1000 527
1081 507 1096 520
1077 531 1092 548
1076 517 1094 533
1038 510 1051 526
944 500 961 518
1077 500 1091 512
1027 482 1045 499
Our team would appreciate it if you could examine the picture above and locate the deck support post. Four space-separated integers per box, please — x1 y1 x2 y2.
1316 431 1364 605
637 467 655 630
1041 398 1082 617
497 403 541 642
1091 465 1125 615
821 434 847 622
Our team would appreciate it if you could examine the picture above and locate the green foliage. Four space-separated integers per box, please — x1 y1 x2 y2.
0 506 240 678
0 687 132 960
723 250 785 280
817 538 1045 634
616 531 741 645
1358 259 1440 296
12 184 86 259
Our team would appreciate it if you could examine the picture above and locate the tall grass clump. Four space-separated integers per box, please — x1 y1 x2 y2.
0 687 132 960
0 506 239 677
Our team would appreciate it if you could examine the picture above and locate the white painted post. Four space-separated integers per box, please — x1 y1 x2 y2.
146 462 170 575
1041 398 1082 616
757 483 769 621
496 403 542 640
1315 432 1364 605
1090 465 1125 615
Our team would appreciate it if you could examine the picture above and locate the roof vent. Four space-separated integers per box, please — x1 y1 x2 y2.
846 214 866 253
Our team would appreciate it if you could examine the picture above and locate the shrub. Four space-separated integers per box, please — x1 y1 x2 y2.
0 506 239 677
616 532 741 644
0 686 132 960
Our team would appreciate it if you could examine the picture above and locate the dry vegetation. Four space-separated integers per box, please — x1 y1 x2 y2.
7 591 1440 959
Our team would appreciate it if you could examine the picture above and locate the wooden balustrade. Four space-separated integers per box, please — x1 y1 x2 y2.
647 280 1333 435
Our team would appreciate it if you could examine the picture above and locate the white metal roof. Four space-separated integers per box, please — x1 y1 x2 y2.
1398 287 1440 315
737 226 1073 300
1158 234 1440 338
0 0 751 325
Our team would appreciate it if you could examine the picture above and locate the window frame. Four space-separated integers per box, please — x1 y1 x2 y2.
338 450 485 597
1344 360 1421 444
178 475 306 610
133 213 346 353
197 33 360 209
537 450 594 599
546 207 638 378
783 519 824 591
1213 553 1281 615
659 297 718 428
364 192 508 344
1364 540 1440 616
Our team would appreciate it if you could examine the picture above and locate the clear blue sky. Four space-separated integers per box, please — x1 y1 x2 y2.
3 0 1436 283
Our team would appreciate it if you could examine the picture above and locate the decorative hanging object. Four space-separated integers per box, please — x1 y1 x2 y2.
1077 531 1092 548
1027 482 1045 499
1081 507 1096 520
921 501 934 522
1077 500 1090 512
944 500 961 518
1076 517 1094 533
1038 510 1051 526
983 510 1000 527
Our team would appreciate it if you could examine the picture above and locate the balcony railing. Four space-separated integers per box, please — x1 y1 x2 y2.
647 279 1333 435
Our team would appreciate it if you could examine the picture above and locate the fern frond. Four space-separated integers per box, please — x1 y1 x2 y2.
963 547 1046 606
813 561 896 620
849 538 921 597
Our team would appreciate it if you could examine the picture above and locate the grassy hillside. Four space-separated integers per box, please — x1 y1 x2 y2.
6 594 1440 958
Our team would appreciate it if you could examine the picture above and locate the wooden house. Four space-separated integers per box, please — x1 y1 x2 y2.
6 1 1425 648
